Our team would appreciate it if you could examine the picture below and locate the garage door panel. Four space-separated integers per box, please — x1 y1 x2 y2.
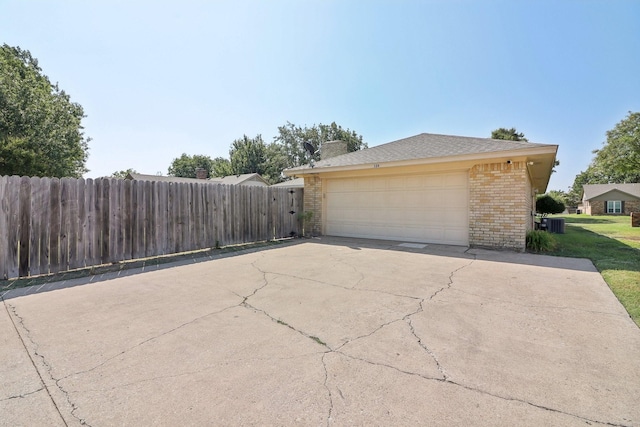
325 172 469 246
444 173 468 186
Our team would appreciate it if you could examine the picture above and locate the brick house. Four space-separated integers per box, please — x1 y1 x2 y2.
285 133 557 251
582 184 640 215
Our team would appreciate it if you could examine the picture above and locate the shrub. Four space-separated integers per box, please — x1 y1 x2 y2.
536 194 565 215
526 230 557 252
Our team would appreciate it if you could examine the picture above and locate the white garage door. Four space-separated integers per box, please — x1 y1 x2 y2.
325 172 469 245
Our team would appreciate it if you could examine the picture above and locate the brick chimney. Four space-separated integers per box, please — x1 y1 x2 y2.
321 140 348 160
195 167 208 180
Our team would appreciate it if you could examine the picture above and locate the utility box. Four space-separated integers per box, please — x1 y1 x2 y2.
547 218 565 234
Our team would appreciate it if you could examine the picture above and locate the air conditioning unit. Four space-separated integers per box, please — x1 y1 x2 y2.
547 218 565 234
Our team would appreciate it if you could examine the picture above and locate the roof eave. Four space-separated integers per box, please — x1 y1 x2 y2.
585 189 640 201
285 145 558 176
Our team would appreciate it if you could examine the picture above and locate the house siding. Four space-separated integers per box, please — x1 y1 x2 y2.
587 199 640 215
469 161 530 251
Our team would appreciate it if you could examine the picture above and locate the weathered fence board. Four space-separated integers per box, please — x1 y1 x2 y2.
0 177 8 279
0 176 303 279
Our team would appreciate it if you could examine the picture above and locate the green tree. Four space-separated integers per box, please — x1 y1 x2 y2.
211 157 232 177
274 121 367 168
111 168 137 179
590 111 640 183
229 135 268 176
569 111 640 200
0 44 90 177
547 190 569 206
168 153 214 178
536 194 565 215
262 142 289 184
491 127 528 141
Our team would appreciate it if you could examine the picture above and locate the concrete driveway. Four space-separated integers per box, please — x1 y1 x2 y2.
2 237 639 426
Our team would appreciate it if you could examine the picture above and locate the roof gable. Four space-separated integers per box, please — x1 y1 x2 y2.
583 183 640 201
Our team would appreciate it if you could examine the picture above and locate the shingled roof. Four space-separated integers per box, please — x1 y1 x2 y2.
583 183 640 200
127 172 268 186
286 133 556 172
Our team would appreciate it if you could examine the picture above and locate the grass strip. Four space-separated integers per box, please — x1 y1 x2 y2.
548 214 640 327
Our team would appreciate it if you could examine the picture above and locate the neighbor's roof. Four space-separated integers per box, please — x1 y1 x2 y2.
270 177 304 188
127 173 210 184
127 172 268 185
286 133 557 173
583 183 640 200
210 173 269 185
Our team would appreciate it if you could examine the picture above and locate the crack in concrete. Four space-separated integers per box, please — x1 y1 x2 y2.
333 319 404 352
62 257 271 382
3 299 74 426
404 300 449 381
70 351 324 395
251 267 423 301
328 251 365 289
61 304 239 383
449 287 628 317
338 350 628 426
444 377 632 427
321 353 334 427
401 257 477 381
5 247 630 427
0 387 45 402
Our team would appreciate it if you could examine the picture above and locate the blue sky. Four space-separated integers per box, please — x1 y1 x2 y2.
2 0 639 191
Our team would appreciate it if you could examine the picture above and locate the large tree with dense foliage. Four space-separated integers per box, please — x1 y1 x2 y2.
168 153 214 178
211 157 232 177
0 44 90 177
229 134 268 177
170 122 367 184
274 121 367 168
569 111 640 201
590 111 640 183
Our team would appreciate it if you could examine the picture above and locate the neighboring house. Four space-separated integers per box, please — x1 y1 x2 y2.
582 183 640 215
285 133 557 251
126 172 269 187
210 173 269 186
270 178 304 188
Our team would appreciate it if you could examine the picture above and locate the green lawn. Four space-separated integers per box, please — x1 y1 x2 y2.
547 214 640 327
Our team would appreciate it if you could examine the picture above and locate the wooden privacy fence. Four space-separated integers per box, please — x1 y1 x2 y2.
0 176 303 280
